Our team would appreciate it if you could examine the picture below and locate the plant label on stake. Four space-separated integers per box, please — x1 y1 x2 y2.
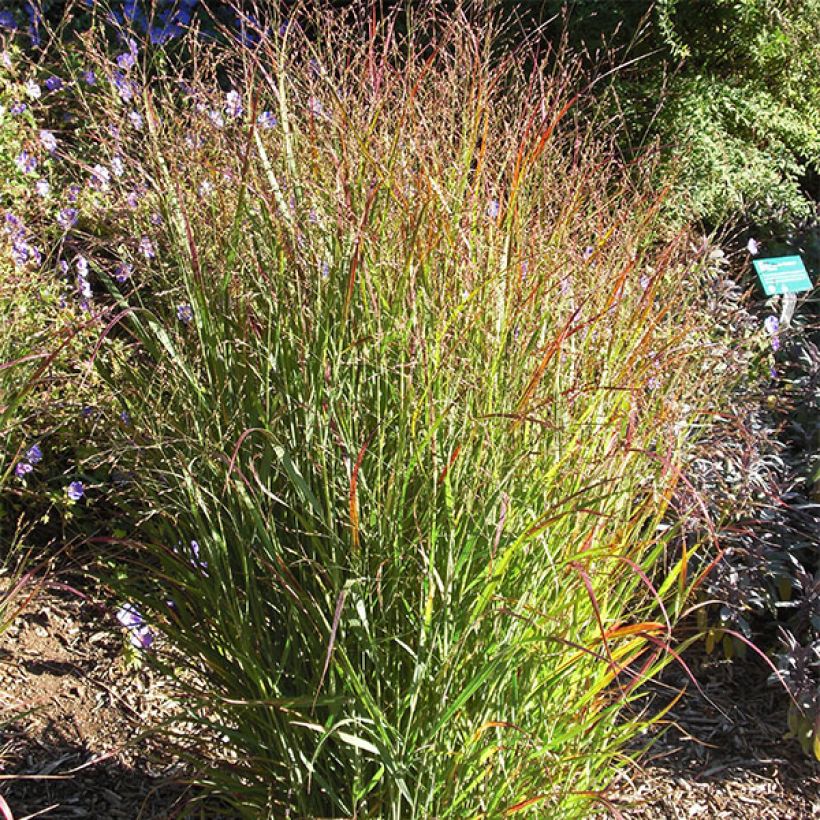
753 255 813 327
753 255 812 295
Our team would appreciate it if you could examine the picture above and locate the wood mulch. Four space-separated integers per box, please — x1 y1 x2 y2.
609 656 820 818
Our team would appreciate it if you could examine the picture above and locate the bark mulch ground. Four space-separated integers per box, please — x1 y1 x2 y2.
610 656 820 818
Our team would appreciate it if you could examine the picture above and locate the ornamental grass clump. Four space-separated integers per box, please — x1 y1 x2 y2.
80 3 739 815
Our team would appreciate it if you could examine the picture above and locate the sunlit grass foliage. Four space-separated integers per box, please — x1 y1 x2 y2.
3 1 752 815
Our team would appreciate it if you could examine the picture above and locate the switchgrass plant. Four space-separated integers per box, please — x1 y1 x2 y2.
60 2 743 814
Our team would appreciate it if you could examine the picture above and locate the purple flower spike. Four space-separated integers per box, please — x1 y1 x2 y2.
10 101 27 116
15 462 34 478
67 480 84 501
26 444 42 464
763 316 779 336
486 199 500 219
177 303 193 324
81 69 96 86
114 262 132 283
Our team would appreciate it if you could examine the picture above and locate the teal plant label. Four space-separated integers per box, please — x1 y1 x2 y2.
753 256 813 296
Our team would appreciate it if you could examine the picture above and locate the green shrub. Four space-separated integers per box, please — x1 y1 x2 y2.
510 0 820 228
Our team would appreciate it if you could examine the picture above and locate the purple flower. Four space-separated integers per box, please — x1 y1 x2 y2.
58 260 69 275
115 602 143 629
57 207 78 229
126 191 140 209
225 89 243 119
177 303 193 323
115 603 154 650
208 109 224 128
583 245 595 260
66 183 81 203
91 164 110 190
15 150 37 175
0 11 18 30
35 179 50 197
114 262 132 283
120 410 131 426
44 75 63 92
25 79 41 99
112 71 135 102
11 240 40 268
78 276 92 299
128 109 144 130
10 101 27 115
764 316 779 336
76 255 89 278
139 236 155 259
26 444 42 464
116 38 138 70
771 335 781 352
486 199 500 219
111 156 125 177
4 213 23 237
15 462 34 478
81 68 96 86
257 111 277 129
67 480 84 501
40 129 57 154
150 212 163 226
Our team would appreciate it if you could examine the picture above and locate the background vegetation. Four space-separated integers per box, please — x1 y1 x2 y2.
1 0 817 815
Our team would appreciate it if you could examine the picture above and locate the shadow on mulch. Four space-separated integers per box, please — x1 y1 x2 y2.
1 727 193 819
610 654 820 819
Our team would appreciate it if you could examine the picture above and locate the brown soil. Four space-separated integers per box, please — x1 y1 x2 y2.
0 589 195 819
